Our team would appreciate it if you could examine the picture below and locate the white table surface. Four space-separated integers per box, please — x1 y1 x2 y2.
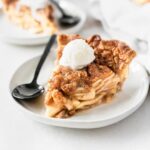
0 0 150 150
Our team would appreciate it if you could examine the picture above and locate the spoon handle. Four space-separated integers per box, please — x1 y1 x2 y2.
32 34 57 84
51 0 67 16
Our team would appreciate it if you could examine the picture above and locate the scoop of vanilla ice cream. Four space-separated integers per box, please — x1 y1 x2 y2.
59 39 95 70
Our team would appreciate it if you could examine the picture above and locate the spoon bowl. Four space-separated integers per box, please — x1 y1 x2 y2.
59 15 80 27
12 83 44 100
51 0 80 27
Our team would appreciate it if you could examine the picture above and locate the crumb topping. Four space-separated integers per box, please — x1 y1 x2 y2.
48 34 136 95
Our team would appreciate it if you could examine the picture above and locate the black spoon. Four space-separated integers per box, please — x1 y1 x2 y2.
12 34 57 101
51 0 80 27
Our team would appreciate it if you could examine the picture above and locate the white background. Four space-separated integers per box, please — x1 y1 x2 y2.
0 0 150 150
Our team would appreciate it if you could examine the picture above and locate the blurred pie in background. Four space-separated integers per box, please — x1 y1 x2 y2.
133 0 150 4
1 0 57 34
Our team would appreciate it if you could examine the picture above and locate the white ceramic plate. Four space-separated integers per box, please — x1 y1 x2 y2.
9 50 149 129
0 1 86 45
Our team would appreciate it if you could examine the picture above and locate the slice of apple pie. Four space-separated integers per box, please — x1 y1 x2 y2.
2 0 57 34
45 34 136 118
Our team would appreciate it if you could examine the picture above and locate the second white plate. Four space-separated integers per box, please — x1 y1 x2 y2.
9 50 149 129
0 1 86 45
